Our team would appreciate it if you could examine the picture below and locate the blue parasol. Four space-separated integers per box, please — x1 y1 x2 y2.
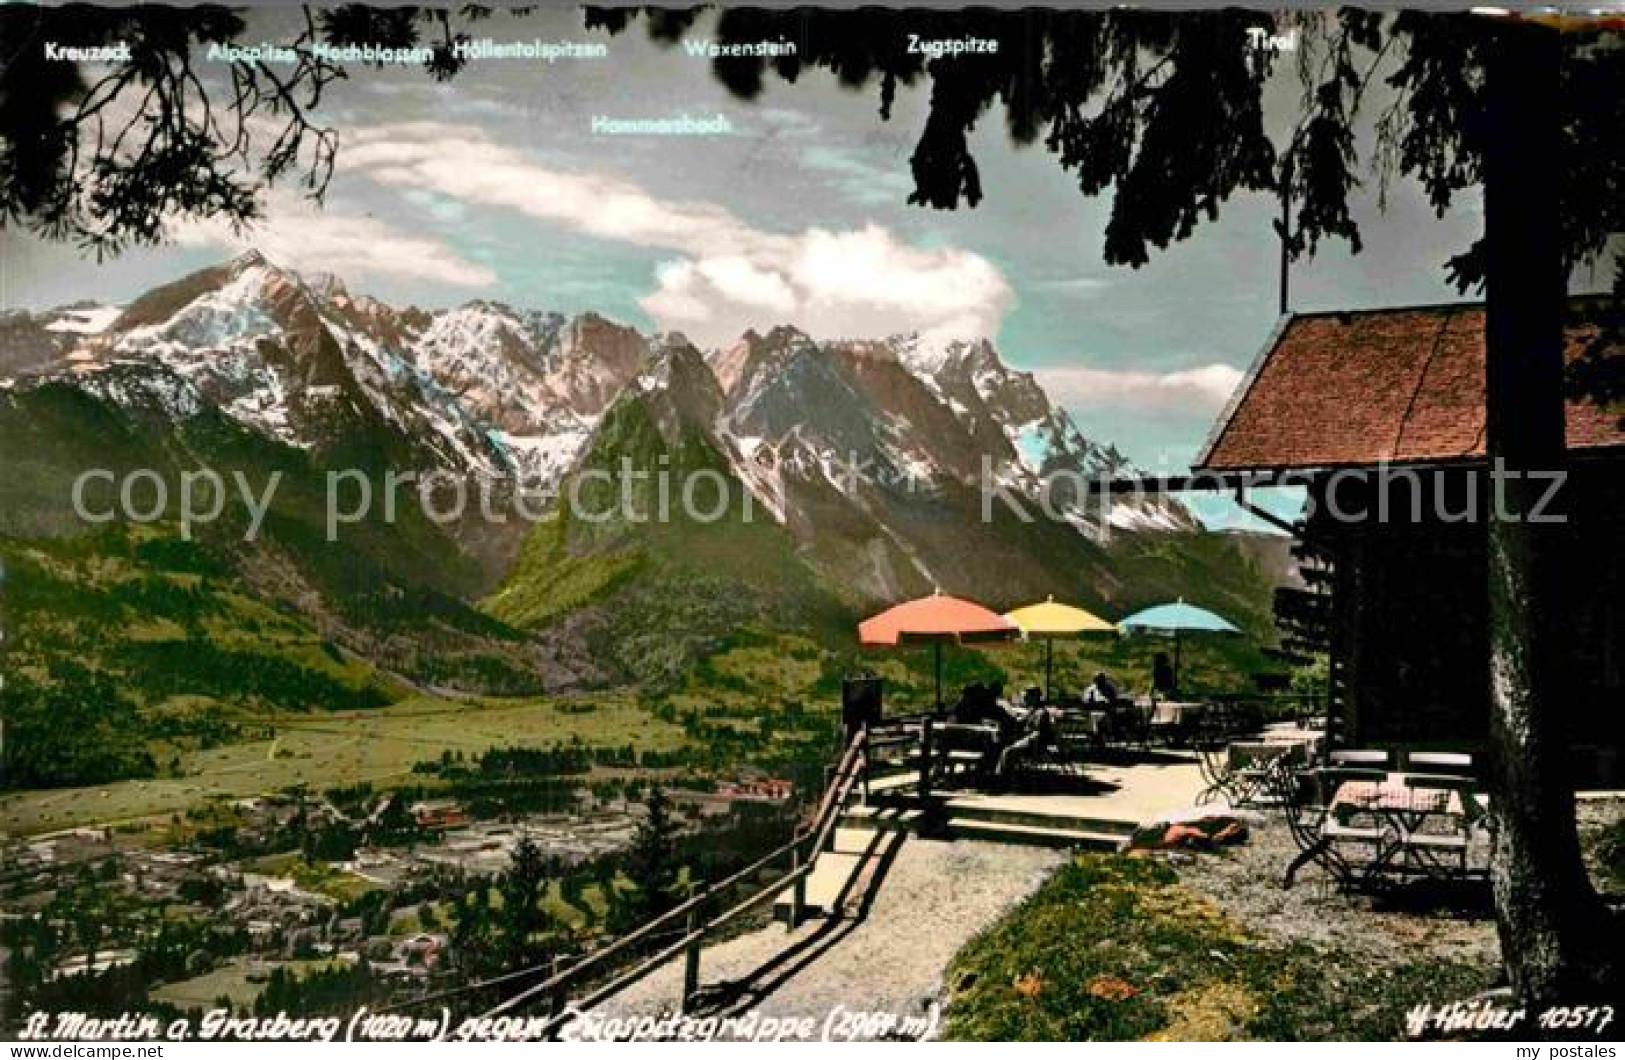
1118 598 1241 692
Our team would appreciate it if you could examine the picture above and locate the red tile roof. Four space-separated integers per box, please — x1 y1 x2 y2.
1198 302 1624 471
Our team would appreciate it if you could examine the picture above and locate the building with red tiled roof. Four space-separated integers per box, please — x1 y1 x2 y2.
1197 302 1622 781
1199 302 1624 472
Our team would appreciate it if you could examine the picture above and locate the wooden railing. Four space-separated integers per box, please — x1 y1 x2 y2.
388 725 874 1036
1204 690 1329 730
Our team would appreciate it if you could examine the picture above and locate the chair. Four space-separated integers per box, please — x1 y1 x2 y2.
1328 748 1392 769
1197 740 1305 807
1044 714 1097 776
1004 711 1089 787
1189 702 1234 750
1269 764 1392 889
1403 751 1476 778
1226 699 1267 738
1395 774 1492 879
1055 710 1106 755
1102 700 1151 751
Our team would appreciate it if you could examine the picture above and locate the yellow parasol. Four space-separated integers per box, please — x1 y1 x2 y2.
1003 595 1117 702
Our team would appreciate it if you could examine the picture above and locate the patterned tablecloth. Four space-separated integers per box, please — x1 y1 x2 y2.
1332 778 1462 816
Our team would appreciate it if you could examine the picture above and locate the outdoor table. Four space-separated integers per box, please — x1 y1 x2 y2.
1280 772 1474 889
933 720 1003 753
1149 700 1205 726
1262 727 1325 757
1196 738 1305 806
1333 777 1461 819
935 721 1003 741
928 722 1005 787
1145 700 1207 747
1329 775 1466 878
1057 709 1109 734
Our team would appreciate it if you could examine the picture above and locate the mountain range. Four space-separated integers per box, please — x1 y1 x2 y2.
0 252 1280 692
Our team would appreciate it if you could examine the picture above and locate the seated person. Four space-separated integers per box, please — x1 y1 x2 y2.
1082 670 1122 707
1021 685 1044 710
951 683 1019 742
947 682 1021 775
1152 653 1178 700
950 682 988 725
996 702 1061 779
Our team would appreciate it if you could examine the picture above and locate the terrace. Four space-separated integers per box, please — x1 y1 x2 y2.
784 702 1320 919
579 711 1625 1042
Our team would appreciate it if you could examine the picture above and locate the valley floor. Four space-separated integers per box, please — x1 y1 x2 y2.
0 694 687 837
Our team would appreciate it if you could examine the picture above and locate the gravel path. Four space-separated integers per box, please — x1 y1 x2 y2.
1173 796 1623 974
1171 811 1503 969
582 836 1065 1041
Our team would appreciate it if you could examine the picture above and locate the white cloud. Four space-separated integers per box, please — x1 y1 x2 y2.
172 189 496 288
339 122 1013 348
1034 363 1245 415
1037 276 1113 298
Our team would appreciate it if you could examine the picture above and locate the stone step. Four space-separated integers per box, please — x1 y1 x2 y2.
838 803 925 832
772 849 869 923
857 771 920 796
852 787 1141 836
832 826 887 854
862 749 985 783
945 817 1128 851
772 816 915 924
801 851 863 908
941 798 1140 838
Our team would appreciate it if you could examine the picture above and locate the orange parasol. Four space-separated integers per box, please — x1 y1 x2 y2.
859 590 1019 708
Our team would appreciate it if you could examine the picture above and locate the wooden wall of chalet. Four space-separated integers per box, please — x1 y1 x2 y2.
1305 461 1623 781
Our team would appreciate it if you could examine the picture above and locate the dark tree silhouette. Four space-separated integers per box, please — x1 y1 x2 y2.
0 3 515 255
498 836 554 969
1478 23 1616 1009
612 785 681 933
588 6 1624 1007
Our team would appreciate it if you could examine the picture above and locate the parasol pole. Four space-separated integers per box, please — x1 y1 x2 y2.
1045 637 1054 703
934 640 944 711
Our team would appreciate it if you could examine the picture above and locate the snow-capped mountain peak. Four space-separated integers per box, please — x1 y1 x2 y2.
8 257 1193 538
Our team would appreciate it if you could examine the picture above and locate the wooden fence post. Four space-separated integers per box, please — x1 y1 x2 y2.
860 722 871 803
788 845 805 928
919 715 934 801
544 956 567 1041
680 882 705 1013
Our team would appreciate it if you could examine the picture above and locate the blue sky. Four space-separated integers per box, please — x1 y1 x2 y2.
3 8 1503 528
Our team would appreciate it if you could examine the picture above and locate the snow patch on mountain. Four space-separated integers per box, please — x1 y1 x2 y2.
43 304 122 335
119 266 281 354
888 331 955 379
75 362 208 421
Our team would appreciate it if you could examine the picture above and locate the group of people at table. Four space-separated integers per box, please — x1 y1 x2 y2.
941 666 1156 783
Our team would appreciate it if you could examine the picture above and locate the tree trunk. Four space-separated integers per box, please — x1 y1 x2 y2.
1482 20 1615 1009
